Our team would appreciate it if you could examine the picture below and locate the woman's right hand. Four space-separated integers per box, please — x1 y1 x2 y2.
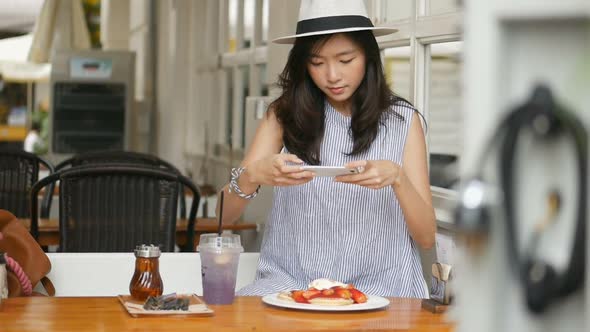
246 153 315 187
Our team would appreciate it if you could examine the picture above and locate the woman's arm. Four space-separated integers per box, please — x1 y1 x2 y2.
338 111 436 249
216 110 314 224
393 111 436 249
216 110 283 224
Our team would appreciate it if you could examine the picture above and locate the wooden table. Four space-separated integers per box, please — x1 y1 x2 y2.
19 218 257 248
0 296 455 332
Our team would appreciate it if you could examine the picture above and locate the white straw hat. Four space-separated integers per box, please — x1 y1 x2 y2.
273 0 398 44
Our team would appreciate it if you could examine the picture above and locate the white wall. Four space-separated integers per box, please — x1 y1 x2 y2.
40 252 259 296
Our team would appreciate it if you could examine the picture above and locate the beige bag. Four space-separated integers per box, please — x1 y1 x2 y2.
0 209 54 296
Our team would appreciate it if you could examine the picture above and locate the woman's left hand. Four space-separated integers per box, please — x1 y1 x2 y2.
335 160 402 190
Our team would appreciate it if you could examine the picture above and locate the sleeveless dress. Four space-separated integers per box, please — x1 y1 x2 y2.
237 101 428 298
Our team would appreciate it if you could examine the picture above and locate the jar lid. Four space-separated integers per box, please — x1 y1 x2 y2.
134 244 161 258
197 233 243 252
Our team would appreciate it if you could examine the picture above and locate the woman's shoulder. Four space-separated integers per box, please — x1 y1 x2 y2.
260 104 285 134
384 97 416 120
392 97 416 111
265 104 281 125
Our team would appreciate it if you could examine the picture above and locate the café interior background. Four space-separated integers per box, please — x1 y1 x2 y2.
0 1 588 330
0 0 463 253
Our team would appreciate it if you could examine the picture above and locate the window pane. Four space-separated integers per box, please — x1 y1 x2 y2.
244 0 255 48
261 0 269 45
258 63 268 96
382 0 412 22
427 41 463 189
429 0 461 16
226 70 234 145
430 154 459 189
383 46 411 101
240 65 250 149
228 0 238 52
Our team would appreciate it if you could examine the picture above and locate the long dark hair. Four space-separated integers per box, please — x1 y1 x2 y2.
271 30 408 165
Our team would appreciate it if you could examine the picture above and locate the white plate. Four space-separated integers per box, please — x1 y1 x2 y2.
261 293 390 312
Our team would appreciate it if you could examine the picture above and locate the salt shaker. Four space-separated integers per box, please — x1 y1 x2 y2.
129 245 163 301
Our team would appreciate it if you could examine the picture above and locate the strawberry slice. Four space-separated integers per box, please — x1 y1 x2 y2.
334 288 352 299
349 288 367 303
302 289 322 300
321 288 335 296
291 290 308 303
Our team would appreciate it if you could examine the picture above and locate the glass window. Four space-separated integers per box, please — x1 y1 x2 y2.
430 154 459 189
383 46 412 101
240 65 250 148
244 0 255 48
258 63 268 96
226 69 234 145
427 41 463 189
381 0 413 22
261 0 269 45
429 0 461 16
228 0 238 52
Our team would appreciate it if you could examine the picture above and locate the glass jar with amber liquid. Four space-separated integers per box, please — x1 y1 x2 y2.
129 244 163 301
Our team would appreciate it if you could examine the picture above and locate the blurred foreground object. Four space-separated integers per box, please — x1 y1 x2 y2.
457 1 589 330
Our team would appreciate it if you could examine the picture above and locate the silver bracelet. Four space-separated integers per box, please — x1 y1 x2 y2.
229 167 260 200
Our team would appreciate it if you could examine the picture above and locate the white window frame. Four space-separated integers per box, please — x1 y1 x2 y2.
372 0 463 221
218 0 268 153
211 0 462 219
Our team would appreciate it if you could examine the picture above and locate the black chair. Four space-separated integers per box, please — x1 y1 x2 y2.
0 149 54 218
55 151 188 219
30 165 200 252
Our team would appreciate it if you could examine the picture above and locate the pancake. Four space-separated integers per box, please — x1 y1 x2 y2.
277 291 356 306
277 291 295 302
308 297 355 306
275 279 367 306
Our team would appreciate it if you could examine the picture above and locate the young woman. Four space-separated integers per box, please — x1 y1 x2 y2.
218 0 436 298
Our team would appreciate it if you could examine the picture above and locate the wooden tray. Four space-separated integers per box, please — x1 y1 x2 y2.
421 298 449 314
117 294 214 318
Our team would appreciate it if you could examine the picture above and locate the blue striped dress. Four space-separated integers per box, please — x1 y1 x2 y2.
238 101 428 298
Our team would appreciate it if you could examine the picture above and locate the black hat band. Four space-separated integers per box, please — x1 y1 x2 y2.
295 15 374 35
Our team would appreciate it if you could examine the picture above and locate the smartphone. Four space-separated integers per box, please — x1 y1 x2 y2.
301 166 359 177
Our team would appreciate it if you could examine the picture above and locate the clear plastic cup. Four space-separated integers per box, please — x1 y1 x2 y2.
197 233 243 305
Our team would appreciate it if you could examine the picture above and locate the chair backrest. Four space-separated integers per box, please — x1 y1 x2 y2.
55 151 181 172
30 165 200 253
0 149 54 218
55 151 187 218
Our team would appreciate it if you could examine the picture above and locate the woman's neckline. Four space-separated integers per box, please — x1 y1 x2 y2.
327 100 352 117
325 101 352 128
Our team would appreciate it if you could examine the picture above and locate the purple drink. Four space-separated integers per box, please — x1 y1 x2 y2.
198 234 243 305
